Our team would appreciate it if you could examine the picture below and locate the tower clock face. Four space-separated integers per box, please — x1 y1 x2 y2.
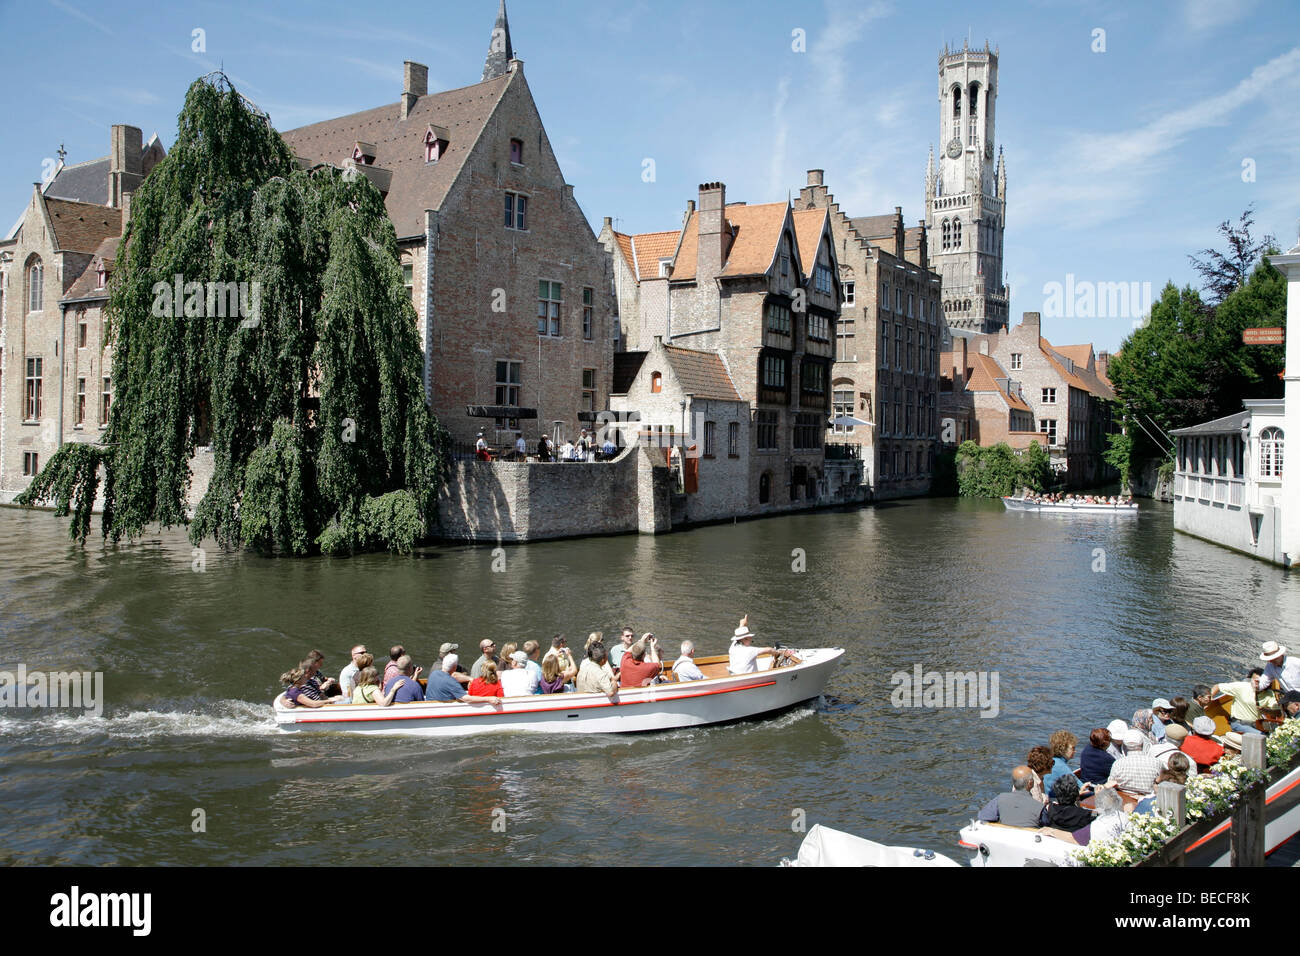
946 138 962 159
985 142 994 160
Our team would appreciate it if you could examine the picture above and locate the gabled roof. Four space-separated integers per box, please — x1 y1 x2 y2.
903 226 925 250
44 157 111 206
616 229 680 281
44 198 122 254
670 201 793 282
964 352 1032 412
280 73 512 239
791 207 828 279
62 236 120 302
1054 343 1094 370
850 213 897 241
663 345 742 402
1040 337 1115 399
613 350 647 394
1170 410 1251 437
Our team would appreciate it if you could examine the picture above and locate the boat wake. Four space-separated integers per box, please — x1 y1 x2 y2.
0 697 277 743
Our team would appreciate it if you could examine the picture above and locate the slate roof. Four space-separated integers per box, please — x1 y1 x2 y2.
62 236 120 302
663 345 742 402
279 73 512 239
850 213 897 241
1170 411 1252 436
45 158 111 206
45 199 122 254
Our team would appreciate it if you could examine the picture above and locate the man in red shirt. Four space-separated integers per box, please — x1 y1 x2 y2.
1182 716 1226 771
618 636 663 688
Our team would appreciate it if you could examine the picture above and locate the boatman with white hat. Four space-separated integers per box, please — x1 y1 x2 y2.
728 615 797 675
1261 641 1300 693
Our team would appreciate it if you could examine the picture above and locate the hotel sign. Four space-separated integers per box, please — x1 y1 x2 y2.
1243 327 1284 345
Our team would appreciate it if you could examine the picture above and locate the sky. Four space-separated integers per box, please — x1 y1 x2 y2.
2 0 1298 353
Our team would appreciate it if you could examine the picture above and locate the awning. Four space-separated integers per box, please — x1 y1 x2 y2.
829 415 874 427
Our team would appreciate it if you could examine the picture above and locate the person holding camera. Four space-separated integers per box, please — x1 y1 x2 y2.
618 635 663 688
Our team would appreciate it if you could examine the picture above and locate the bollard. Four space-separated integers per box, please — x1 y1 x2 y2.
1230 735 1267 867
1155 781 1187 867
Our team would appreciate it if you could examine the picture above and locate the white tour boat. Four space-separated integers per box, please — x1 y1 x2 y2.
273 647 844 737
1002 496 1138 515
782 824 960 867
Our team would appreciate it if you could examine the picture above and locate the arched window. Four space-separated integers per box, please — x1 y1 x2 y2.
968 83 980 117
27 257 43 312
952 218 962 248
759 471 771 504
1260 427 1284 478
650 371 662 394
952 85 962 120
941 219 951 250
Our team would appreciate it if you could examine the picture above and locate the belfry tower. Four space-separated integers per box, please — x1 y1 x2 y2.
482 0 514 81
926 39 1008 334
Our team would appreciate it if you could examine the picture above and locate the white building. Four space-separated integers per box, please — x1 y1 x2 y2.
1170 236 1300 566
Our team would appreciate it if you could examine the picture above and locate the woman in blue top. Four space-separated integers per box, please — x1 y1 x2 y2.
1042 730 1077 796
1078 727 1116 785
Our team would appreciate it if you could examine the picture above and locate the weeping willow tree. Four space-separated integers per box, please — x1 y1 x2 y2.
17 75 449 555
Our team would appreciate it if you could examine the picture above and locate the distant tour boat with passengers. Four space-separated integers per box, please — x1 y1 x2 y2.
273 647 844 737
1002 495 1138 515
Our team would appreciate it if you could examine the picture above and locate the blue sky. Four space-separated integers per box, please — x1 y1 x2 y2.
2 0 1298 352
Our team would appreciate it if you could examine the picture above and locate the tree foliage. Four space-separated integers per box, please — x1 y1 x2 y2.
1103 432 1134 491
17 75 449 554
1188 206 1275 306
955 440 1051 498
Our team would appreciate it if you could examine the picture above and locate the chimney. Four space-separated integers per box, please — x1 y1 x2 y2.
402 61 428 120
602 216 612 231
108 125 142 209
1022 311 1041 336
807 169 824 186
697 182 726 279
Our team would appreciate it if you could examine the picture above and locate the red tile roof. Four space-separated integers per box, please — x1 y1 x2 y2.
44 199 122 254
664 345 742 401
791 207 827 279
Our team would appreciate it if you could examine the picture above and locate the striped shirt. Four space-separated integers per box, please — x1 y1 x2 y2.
1108 753 1163 795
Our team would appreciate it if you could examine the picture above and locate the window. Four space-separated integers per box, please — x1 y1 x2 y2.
100 376 111 426
814 263 834 295
879 443 890 478
495 360 522 429
906 328 914 371
728 421 739 456
1040 418 1057 445
537 280 561 336
808 313 829 342
650 371 663 394
952 218 962 248
1041 387 1056 404
704 421 716 457
76 378 86 426
582 287 594 340
882 283 891 312
23 453 38 477
424 128 444 163
77 312 88 348
759 471 772 503
96 263 107 289
801 361 826 395
832 389 855 434
881 323 890 368
794 413 822 450
505 192 528 230
844 281 855 308
402 263 414 300
1010 353 1022 370
762 354 787 389
779 236 791 281
880 401 889 436
510 138 523 164
27 260 43 312
907 293 914 318
756 410 779 450
895 289 903 312
766 301 791 335
894 323 902 367
1260 427 1285 478
658 258 672 278
24 357 42 420
581 368 597 411
942 219 951 251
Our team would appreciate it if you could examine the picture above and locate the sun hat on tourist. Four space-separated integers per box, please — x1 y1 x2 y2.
1192 716 1216 736
1261 641 1287 662
1122 729 1145 750
1165 724 1189 744
732 625 757 642
1107 719 1128 740
439 642 458 656
1223 732 1244 752
511 651 528 664
1152 698 1172 711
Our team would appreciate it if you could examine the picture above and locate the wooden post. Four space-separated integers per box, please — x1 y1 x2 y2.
1156 782 1187 867
1230 735 1267 867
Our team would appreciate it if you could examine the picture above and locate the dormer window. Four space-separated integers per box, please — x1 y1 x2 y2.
658 258 671 277
95 262 107 289
510 138 523 164
651 372 663 394
352 141 377 165
424 125 450 164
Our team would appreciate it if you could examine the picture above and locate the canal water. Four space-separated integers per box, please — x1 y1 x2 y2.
0 498 1295 865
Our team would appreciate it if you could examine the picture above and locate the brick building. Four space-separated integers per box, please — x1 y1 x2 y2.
279 4 614 450
600 181 847 514
0 126 164 496
938 337 1042 449
797 170 943 499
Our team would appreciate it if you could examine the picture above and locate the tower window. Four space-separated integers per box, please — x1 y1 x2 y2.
510 138 523 164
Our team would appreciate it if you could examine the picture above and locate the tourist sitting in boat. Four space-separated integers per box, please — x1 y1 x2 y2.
543 634 578 684
1079 728 1116 785
1221 731 1245 760
576 642 618 700
1281 690 1300 718
304 651 340 698
383 645 405 689
1105 719 1129 757
1153 726 1196 776
673 641 706 681
521 641 544 691
1046 783 1127 847
351 666 401 706
426 654 503 705
1186 685 1212 723
1042 774 1092 832
469 661 504 699
1108 729 1162 795
278 667 332 708
1150 699 1173 740
338 644 368 698
728 616 797 674
619 636 663 688
976 766 1043 828
499 642 519 675
1262 641 1300 693
1213 669 1276 735
609 627 636 672
1182 717 1225 771
1026 746 1054 804
538 655 568 694
1042 731 1078 796
1167 696 1192 732
1133 766 1188 815
470 639 498 680
388 656 425 703
500 651 538 696
1131 708 1161 745
432 642 470 688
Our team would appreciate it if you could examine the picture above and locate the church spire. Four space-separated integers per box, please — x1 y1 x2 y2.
482 0 514 82
925 144 936 200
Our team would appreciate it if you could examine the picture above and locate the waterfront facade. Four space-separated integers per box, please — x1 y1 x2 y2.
926 41 1009 335
938 337 1042 449
797 170 943 499
279 5 615 451
0 126 164 497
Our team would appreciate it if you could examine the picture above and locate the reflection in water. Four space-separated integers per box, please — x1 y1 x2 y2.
1 498 1297 865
